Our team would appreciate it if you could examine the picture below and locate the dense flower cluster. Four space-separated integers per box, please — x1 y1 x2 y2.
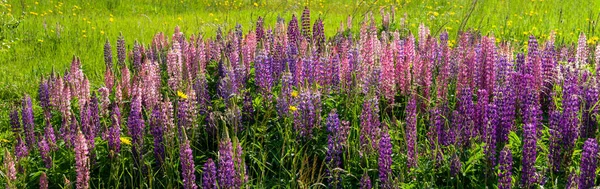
6 8 600 188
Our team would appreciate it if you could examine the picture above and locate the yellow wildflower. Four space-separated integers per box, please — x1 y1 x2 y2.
38 39 44 43
178 91 188 99
289 106 298 112
291 90 298 98
109 17 114 22
120 137 131 145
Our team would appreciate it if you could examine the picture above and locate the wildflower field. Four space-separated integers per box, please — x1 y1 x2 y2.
2 0 600 188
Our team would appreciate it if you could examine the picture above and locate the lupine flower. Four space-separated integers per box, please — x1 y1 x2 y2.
360 174 372 189
581 81 598 139
560 74 580 151
218 137 236 189
455 88 475 147
38 135 52 168
575 32 588 68
117 34 126 67
450 153 462 177
378 125 392 187
127 85 145 166
578 138 598 189
180 138 197 189
202 158 217 189
21 95 36 150
301 7 311 39
40 172 48 189
313 19 325 52
360 96 381 152
325 110 342 187
520 123 537 188
3 150 16 183
495 82 515 144
380 45 395 103
194 73 211 116
406 95 417 169
277 71 293 117
498 146 513 189
15 136 29 159
104 39 113 70
483 103 498 165
293 89 321 139
108 104 121 158
548 107 562 172
255 17 264 42
255 49 273 96
234 141 247 188
150 107 165 165
288 14 300 46
75 131 90 189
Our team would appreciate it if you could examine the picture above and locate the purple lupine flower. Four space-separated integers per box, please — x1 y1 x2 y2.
288 14 300 46
560 74 580 151
498 146 513 189
45 121 57 150
293 89 321 139
22 95 36 150
255 17 264 41
15 136 29 159
301 7 311 39
548 107 562 172
579 138 598 189
132 41 143 73
117 34 126 67
520 123 537 188
218 137 236 189
242 91 254 123
194 72 211 116
202 158 217 189
10 109 21 134
450 153 462 177
575 32 588 69
430 105 446 147
3 150 16 183
75 131 90 189
150 107 165 165
455 88 475 147
380 45 395 103
483 103 498 165
313 18 325 53
406 95 417 169
495 82 515 144
325 110 342 187
378 125 392 187
108 104 121 158
581 81 598 139
177 98 190 140
476 89 489 137
104 39 113 71
234 141 246 188
360 96 381 152
38 135 52 168
127 85 145 166
180 138 197 189
40 172 48 189
277 71 293 117
360 174 372 189
255 49 273 96
39 79 51 116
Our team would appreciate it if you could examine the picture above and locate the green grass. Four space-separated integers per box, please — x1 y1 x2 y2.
0 0 598 125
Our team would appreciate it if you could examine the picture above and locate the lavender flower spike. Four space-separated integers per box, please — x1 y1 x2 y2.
202 158 217 189
579 138 598 189
180 138 197 189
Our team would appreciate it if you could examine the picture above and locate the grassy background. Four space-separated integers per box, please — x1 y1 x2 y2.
0 0 599 125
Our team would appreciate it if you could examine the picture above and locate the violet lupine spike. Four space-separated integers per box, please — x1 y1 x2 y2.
293 89 321 139
40 172 48 189
45 121 57 150
194 72 211 116
520 123 537 188
325 110 342 187
560 74 580 151
360 97 381 152
476 89 489 137
202 158 217 189
406 95 417 169
378 125 392 187
242 91 255 123
450 153 462 177
455 88 475 147
218 137 236 189
75 131 90 189
177 99 190 140
255 49 274 96
104 39 113 70
277 71 293 117
255 17 264 42
360 174 372 189
21 95 36 150
15 136 29 159
127 86 145 166
380 45 395 103
109 104 121 158
498 146 513 189
180 138 198 189
234 141 247 188
39 79 51 117
9 109 21 135
150 107 165 165
521 74 542 134
579 138 598 189
288 14 300 47
38 135 52 168
117 34 126 67
581 81 598 139
495 82 515 145
483 103 498 166
313 18 325 53
548 107 562 173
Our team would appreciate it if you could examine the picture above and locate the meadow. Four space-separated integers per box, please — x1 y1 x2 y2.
1 0 600 188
